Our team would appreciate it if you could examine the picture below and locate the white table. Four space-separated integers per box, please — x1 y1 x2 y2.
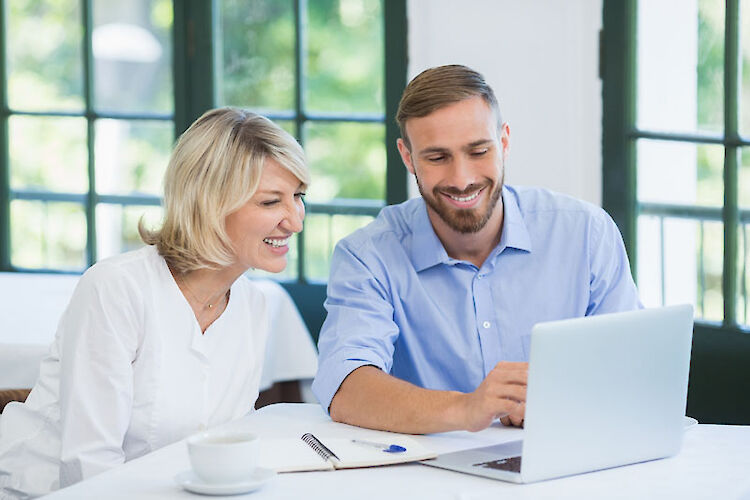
45 404 750 500
0 274 317 392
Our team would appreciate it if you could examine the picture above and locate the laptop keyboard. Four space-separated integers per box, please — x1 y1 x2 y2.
473 456 522 473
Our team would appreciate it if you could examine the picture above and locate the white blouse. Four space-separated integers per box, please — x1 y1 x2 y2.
0 246 270 498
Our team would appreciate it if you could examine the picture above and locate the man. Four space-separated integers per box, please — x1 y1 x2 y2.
311 65 641 434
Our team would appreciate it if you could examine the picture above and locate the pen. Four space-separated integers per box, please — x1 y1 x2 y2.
351 439 407 453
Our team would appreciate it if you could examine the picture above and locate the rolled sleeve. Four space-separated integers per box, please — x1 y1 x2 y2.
586 211 643 315
312 240 400 413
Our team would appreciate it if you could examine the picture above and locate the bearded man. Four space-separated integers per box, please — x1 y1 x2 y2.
312 65 641 434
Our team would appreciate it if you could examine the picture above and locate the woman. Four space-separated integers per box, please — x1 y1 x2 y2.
0 108 310 498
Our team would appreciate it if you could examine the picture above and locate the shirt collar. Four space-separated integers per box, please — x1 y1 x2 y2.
410 199 453 272
495 185 533 255
409 185 532 272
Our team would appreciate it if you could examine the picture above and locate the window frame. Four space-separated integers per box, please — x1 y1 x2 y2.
0 0 408 278
0 0 171 273
602 0 750 424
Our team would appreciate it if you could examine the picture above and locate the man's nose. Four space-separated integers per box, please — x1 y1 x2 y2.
448 157 477 191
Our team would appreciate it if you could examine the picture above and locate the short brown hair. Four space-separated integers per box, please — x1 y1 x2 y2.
396 65 503 148
139 107 309 274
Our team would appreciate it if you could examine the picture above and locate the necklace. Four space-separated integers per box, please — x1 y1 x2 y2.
177 273 230 311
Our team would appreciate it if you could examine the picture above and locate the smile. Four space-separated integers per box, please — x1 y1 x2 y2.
448 189 482 202
263 237 290 248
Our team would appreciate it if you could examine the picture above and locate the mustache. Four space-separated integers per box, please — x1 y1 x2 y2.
436 182 490 197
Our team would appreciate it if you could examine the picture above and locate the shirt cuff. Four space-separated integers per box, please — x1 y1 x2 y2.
312 355 386 415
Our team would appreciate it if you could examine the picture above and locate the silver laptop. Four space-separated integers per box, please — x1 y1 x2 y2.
422 305 694 483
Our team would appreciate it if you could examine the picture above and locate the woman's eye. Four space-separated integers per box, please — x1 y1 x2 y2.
261 200 280 207
294 192 306 199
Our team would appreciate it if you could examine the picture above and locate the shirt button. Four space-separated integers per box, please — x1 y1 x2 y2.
483 321 491 329
477 274 484 280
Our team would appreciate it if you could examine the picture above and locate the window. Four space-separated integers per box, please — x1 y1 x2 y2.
0 0 174 272
603 0 749 330
0 1 406 279
602 0 750 424
215 0 406 283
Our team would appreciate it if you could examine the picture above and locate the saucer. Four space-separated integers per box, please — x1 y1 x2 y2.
175 468 276 496
682 416 698 430
684 416 698 430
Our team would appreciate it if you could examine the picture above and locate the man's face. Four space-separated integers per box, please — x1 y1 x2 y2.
397 96 509 234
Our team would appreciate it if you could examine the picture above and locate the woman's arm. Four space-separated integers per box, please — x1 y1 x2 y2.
56 264 142 487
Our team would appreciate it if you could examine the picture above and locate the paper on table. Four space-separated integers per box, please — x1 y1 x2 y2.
258 435 436 473
258 438 334 472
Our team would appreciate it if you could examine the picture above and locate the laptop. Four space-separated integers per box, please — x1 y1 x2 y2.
422 304 694 483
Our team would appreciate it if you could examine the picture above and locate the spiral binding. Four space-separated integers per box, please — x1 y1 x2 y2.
301 432 337 461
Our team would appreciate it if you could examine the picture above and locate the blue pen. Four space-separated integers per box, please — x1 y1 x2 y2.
351 439 407 453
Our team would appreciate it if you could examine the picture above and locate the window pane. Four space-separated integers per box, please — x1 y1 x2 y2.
6 0 84 111
304 213 374 281
637 0 724 133
739 224 750 327
274 120 296 137
740 0 750 134
217 0 295 111
9 116 88 193
636 140 723 207
637 215 723 322
93 0 174 113
245 234 299 281
306 0 384 114
741 148 750 208
96 204 162 259
11 200 87 270
304 121 385 201
95 119 173 196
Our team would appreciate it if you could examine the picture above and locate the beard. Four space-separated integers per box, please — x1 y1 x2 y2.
416 176 503 234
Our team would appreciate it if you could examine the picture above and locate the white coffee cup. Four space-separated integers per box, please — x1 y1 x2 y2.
187 430 259 484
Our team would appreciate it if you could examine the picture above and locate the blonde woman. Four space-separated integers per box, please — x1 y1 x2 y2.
0 108 310 498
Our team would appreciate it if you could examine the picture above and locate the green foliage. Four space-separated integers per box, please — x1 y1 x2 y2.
5 0 386 278
696 0 723 132
7 0 84 110
306 0 383 113
5 0 176 270
219 0 295 110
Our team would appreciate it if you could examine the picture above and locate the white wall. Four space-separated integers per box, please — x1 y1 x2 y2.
406 0 603 206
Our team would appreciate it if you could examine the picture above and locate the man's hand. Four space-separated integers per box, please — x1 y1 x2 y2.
459 361 528 431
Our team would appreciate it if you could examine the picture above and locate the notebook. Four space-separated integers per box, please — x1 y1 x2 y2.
258 433 437 473
422 305 694 483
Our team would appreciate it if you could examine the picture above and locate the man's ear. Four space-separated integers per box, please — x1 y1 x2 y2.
500 123 511 162
396 138 416 176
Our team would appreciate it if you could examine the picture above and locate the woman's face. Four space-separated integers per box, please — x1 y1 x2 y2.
225 159 306 273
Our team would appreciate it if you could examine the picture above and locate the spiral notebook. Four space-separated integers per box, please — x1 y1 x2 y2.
258 433 436 473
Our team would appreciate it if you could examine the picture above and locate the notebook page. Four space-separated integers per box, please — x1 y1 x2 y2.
257 438 335 472
323 436 437 469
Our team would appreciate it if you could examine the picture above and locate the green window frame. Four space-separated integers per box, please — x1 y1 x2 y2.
602 0 750 424
0 0 408 284
0 0 170 272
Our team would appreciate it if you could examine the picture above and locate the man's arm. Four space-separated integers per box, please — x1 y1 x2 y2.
329 362 528 434
587 210 643 314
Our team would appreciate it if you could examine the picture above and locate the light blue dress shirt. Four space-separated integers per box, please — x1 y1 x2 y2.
312 185 642 412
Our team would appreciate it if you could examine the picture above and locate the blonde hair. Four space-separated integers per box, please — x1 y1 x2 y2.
396 65 503 149
139 107 309 274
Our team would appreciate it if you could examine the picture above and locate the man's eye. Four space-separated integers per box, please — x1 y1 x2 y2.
471 149 489 156
427 156 446 162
